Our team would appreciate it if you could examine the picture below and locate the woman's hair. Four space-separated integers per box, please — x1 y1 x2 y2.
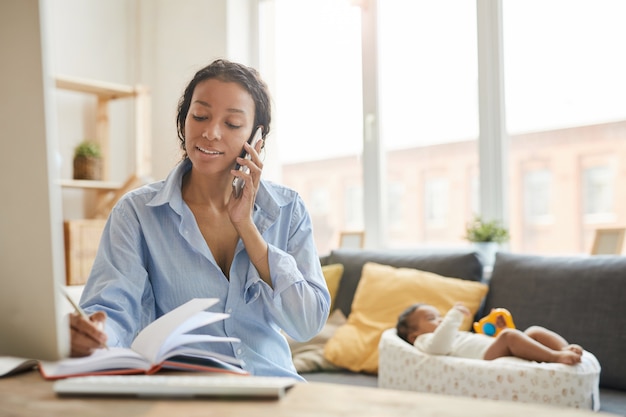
396 303 424 343
176 59 272 158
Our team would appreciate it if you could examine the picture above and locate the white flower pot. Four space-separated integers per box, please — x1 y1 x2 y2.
473 242 499 267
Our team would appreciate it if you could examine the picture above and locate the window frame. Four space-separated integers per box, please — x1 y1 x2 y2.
358 0 507 248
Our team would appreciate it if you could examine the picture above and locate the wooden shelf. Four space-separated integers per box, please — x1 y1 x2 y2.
55 75 151 219
55 75 137 100
58 179 122 190
57 76 151 284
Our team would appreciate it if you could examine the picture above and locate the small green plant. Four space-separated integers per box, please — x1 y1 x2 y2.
464 215 509 243
74 141 101 159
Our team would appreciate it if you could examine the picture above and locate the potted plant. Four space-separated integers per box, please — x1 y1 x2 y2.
73 140 102 180
464 215 509 266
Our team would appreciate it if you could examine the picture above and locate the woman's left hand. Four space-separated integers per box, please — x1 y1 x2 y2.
228 138 264 225
228 138 271 285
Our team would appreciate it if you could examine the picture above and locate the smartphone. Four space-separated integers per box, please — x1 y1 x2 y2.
232 126 263 198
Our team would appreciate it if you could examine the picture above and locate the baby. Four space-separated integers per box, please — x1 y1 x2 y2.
396 303 582 365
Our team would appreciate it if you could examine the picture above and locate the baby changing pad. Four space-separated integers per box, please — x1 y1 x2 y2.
378 328 601 410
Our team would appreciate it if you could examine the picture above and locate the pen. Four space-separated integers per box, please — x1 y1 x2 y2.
58 285 109 350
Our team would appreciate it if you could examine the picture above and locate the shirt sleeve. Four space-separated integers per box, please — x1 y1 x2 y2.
79 200 155 347
414 308 465 355
248 195 330 342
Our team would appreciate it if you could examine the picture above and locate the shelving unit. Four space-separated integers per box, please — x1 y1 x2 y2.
56 76 151 284
55 75 151 218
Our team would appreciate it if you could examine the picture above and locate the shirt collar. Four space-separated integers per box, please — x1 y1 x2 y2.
146 158 285 227
146 158 189 214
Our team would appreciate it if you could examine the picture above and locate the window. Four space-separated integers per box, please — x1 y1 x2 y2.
424 177 449 230
343 184 364 231
504 0 626 253
260 0 626 255
583 165 614 220
308 187 330 217
523 169 552 225
378 0 479 248
260 0 363 254
387 182 405 233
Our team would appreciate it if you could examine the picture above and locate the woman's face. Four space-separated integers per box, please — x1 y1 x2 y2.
184 78 256 176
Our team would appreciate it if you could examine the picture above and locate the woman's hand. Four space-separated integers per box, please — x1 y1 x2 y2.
228 138 264 225
228 138 271 285
69 311 108 357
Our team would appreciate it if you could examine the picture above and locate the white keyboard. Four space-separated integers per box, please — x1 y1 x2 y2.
53 374 299 399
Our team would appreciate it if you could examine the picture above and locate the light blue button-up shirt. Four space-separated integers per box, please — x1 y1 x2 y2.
80 159 330 380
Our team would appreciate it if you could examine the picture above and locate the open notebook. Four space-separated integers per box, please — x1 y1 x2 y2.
0 357 38 377
39 298 246 379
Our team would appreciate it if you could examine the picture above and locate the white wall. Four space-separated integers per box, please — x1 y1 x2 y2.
48 0 137 218
46 0 255 218
137 0 231 182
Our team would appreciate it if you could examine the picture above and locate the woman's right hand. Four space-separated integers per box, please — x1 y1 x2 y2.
69 311 108 357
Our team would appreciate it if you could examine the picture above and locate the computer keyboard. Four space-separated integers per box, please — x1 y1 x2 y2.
53 374 299 399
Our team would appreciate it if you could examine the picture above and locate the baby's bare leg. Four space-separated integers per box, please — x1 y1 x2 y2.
483 329 581 365
524 326 584 356
524 326 565 349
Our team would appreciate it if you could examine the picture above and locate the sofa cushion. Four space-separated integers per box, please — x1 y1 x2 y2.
286 309 346 373
323 262 488 374
322 263 344 313
486 252 626 391
324 248 483 317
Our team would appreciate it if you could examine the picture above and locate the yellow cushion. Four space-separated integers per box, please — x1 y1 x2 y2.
322 263 344 312
323 262 489 374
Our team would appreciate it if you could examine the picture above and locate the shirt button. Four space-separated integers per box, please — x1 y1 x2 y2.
227 308 233 314
237 349 242 355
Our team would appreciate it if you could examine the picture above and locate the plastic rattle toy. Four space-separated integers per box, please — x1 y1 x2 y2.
473 308 515 337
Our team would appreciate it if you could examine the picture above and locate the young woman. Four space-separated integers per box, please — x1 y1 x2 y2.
69 59 330 380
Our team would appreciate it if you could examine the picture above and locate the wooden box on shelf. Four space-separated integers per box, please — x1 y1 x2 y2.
64 219 107 286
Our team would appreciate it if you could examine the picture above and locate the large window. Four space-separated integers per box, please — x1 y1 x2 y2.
523 168 552 225
260 0 362 254
378 0 478 248
504 0 626 253
583 165 615 220
261 0 626 255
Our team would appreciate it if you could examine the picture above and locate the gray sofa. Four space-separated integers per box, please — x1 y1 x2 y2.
304 248 626 415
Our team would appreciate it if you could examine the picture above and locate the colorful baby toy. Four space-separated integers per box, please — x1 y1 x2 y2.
473 308 516 337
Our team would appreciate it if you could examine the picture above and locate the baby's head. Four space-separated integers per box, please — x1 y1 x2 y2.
396 303 443 345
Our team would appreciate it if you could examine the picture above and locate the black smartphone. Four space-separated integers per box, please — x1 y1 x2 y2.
232 126 263 198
